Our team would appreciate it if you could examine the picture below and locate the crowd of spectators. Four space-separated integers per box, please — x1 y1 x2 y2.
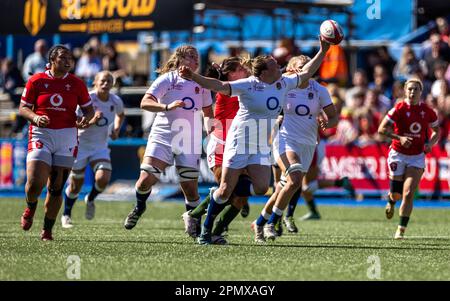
1 17 450 147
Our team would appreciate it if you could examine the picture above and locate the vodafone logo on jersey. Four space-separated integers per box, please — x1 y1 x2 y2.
47 93 66 111
50 93 63 106
409 122 422 134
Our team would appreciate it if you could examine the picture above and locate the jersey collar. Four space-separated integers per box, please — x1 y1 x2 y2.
45 70 69 80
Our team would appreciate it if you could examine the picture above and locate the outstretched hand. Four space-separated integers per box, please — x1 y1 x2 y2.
168 100 186 111
319 35 331 53
179 66 193 80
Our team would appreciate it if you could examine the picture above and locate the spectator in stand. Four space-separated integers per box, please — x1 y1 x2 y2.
436 17 450 44
319 44 348 86
345 69 368 108
421 33 450 81
75 45 102 86
411 69 432 98
0 58 24 100
356 113 381 147
328 108 358 146
376 46 397 79
102 41 128 86
369 64 393 100
393 45 422 81
365 88 392 115
22 39 48 81
392 80 406 105
272 37 300 69
431 63 449 98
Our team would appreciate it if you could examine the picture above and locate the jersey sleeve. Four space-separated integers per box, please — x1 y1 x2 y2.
202 89 213 107
317 84 333 109
229 77 251 96
146 73 171 101
78 81 92 107
20 79 38 107
386 106 399 123
284 74 300 90
428 107 439 127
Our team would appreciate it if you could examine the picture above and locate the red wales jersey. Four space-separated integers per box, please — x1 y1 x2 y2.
21 71 91 129
386 100 438 155
212 93 240 141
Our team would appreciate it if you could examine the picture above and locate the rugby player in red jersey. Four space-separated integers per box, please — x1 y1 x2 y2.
18 45 95 241
378 78 440 239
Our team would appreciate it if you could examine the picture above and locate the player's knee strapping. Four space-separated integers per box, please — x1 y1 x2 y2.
177 167 199 182
390 180 404 201
140 163 162 180
70 170 85 180
93 161 112 173
278 175 287 188
285 163 304 177
65 185 79 199
302 180 319 194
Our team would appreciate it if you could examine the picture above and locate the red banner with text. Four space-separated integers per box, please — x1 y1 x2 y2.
320 144 450 193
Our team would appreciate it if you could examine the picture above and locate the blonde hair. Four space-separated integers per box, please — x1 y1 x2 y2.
286 55 311 73
405 77 423 91
156 45 197 74
93 71 114 87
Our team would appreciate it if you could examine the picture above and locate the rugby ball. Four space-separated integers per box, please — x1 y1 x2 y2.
320 20 344 45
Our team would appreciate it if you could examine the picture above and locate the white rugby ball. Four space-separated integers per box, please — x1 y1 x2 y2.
320 20 344 45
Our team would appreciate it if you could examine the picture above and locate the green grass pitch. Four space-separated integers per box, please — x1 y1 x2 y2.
0 198 449 280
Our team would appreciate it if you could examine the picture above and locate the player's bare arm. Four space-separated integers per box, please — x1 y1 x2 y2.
178 66 231 96
297 36 331 86
77 104 96 129
110 112 125 140
202 105 214 135
378 116 412 147
140 93 184 112
18 102 50 127
320 104 338 130
424 126 440 153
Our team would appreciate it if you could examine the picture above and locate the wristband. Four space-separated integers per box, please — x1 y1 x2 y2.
165 104 169 111
33 115 41 125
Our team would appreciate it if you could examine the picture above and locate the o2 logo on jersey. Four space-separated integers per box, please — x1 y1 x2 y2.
295 104 311 117
409 122 422 134
49 93 63 107
95 117 109 127
182 97 197 111
266 97 281 111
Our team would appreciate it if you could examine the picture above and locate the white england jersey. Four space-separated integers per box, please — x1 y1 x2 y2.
227 74 299 151
280 79 333 146
77 91 124 150
146 71 212 153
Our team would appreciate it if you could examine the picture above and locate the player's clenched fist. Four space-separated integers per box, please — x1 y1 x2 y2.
33 115 50 127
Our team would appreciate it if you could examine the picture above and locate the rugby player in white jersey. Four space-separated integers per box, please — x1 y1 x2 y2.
179 37 331 244
61 71 125 228
123 45 214 233
253 55 339 242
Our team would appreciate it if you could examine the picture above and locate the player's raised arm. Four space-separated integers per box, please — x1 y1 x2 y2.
297 36 330 86
179 66 231 96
